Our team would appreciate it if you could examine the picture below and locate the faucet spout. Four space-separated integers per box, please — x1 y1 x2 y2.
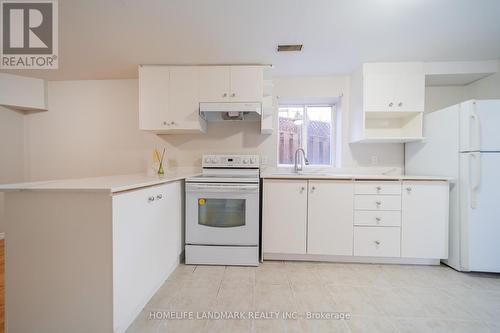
294 148 309 173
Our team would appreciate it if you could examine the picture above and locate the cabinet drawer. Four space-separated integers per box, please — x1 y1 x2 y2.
354 195 401 211
354 181 401 195
354 227 401 257
354 211 401 227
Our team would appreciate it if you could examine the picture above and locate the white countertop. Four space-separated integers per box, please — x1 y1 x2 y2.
0 168 201 194
260 171 452 181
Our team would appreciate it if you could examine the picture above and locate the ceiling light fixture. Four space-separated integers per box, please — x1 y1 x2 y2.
277 44 303 52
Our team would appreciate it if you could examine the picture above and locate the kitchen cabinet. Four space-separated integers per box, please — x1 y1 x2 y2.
199 66 231 102
262 179 308 254
113 181 182 332
401 181 449 259
307 180 353 255
262 177 449 263
350 62 425 143
4 180 184 333
199 66 263 103
139 65 206 133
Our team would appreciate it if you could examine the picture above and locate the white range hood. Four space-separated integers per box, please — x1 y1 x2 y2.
199 102 262 122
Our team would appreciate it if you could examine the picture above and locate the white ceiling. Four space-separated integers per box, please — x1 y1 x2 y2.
2 0 500 80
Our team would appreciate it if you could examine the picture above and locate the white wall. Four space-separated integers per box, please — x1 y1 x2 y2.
425 86 466 113
464 61 500 99
0 106 25 232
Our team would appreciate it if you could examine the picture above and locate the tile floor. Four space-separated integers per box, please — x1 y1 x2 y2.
126 261 500 333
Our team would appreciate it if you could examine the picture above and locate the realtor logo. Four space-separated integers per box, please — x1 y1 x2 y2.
1 0 58 69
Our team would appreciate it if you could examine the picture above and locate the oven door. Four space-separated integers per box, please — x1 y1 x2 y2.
186 182 259 246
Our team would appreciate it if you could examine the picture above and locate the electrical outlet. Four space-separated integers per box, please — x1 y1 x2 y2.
371 155 378 165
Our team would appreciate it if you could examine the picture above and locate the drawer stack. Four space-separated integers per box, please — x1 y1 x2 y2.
353 181 401 257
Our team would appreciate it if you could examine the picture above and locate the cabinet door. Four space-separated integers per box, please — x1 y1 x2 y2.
307 180 354 255
393 73 425 112
401 181 449 259
168 67 203 129
229 66 263 102
363 74 395 112
262 179 308 254
139 66 169 130
112 183 179 332
199 66 230 102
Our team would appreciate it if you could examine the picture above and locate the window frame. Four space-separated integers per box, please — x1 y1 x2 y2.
277 104 336 167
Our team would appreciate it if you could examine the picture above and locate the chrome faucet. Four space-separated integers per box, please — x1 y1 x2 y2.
294 148 309 173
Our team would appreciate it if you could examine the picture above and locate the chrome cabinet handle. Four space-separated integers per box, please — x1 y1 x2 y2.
376 186 382 192
375 217 381 223
375 201 382 206
398 102 403 107
231 93 236 97
163 121 168 126
374 240 381 245
406 187 412 192
300 186 305 193
223 93 227 97
388 102 394 107
311 186 316 192
148 196 155 203
156 194 163 200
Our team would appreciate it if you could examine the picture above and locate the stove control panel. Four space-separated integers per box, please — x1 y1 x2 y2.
202 154 260 168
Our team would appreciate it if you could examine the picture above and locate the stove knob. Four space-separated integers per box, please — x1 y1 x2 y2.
250 158 256 165
242 158 249 164
204 157 211 163
211 158 218 164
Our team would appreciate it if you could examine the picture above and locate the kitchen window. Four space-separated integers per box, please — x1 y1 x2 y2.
278 105 335 166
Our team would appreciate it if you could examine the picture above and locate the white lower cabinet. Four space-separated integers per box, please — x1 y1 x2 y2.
113 181 182 332
307 180 353 255
262 179 308 254
402 181 449 259
263 178 449 262
353 227 401 257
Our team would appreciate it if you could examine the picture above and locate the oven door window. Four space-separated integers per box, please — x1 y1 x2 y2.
198 198 246 228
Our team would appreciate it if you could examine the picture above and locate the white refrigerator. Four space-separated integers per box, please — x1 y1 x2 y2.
406 99 500 272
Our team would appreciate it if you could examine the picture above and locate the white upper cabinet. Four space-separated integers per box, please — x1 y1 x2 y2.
139 65 206 134
229 66 263 102
139 66 170 131
199 66 231 102
168 67 206 131
307 180 354 256
363 63 425 113
350 62 425 143
139 65 265 134
199 66 263 102
401 181 449 259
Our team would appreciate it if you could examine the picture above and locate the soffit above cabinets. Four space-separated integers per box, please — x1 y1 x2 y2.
0 73 47 112
424 60 498 87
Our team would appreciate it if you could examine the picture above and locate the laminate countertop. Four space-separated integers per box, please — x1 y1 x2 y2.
260 172 452 181
0 168 201 194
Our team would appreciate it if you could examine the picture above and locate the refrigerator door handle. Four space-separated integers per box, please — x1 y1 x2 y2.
469 111 481 151
469 152 481 209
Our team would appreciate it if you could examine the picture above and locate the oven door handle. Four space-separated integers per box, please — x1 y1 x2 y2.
186 183 259 192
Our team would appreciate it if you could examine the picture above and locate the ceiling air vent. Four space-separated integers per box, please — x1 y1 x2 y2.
277 44 303 52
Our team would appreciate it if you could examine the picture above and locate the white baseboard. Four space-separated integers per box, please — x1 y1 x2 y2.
263 253 441 265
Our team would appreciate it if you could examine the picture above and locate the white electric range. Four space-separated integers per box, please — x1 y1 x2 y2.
185 154 260 266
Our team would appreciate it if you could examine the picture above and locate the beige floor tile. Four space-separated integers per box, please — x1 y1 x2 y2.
297 318 349 332
126 262 500 333
205 319 252 333
255 282 296 312
346 315 398 333
366 287 429 317
326 285 383 315
395 318 491 333
125 310 161 333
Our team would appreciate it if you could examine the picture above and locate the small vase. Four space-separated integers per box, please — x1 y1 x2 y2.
157 163 165 177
